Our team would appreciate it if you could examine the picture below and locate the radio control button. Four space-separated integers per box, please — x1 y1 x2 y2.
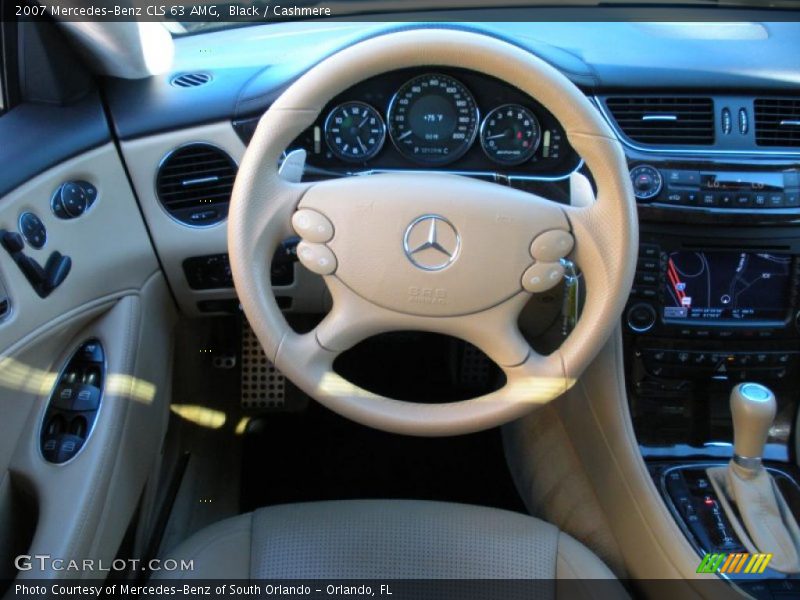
639 244 660 259
631 287 658 300
626 303 657 333
635 272 658 286
638 258 659 271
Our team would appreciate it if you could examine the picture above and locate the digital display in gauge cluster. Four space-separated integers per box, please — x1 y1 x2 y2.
300 70 573 174
386 73 479 165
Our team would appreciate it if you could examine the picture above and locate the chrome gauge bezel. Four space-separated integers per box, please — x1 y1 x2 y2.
387 73 480 166
479 104 542 166
323 101 387 163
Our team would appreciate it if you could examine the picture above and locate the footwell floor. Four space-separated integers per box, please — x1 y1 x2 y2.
241 403 527 514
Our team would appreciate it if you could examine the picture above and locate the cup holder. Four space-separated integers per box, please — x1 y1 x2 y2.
40 339 104 464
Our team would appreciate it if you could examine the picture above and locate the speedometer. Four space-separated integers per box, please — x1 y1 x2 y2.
387 73 479 165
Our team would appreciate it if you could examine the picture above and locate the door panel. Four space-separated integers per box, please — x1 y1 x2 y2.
0 143 176 580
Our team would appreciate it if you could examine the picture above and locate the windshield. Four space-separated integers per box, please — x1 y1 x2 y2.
171 0 800 35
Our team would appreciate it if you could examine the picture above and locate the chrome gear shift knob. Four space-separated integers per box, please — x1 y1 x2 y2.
731 382 776 472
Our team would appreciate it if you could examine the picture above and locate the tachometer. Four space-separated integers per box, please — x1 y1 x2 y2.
323 101 386 162
480 104 541 166
387 73 479 165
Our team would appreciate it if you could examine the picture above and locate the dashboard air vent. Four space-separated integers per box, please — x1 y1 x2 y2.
156 143 237 226
605 97 714 145
170 72 212 88
754 98 800 147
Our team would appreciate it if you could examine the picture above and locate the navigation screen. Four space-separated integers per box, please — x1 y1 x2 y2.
663 251 792 322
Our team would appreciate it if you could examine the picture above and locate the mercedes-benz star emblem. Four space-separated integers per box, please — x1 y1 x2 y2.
403 215 461 271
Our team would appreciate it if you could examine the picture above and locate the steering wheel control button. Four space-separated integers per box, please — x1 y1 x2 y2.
292 209 334 243
626 302 657 333
297 241 337 275
403 214 460 271
530 230 574 262
629 165 663 201
18 212 47 249
522 262 565 293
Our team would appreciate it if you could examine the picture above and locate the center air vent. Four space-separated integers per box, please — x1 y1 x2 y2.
605 97 714 146
755 98 800 147
156 143 237 226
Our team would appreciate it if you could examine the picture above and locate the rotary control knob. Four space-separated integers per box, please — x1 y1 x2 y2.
626 302 657 333
629 165 663 201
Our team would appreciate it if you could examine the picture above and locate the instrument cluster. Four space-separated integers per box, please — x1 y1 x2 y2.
291 68 579 177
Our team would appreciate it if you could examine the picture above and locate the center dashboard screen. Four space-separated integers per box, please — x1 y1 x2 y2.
663 251 792 322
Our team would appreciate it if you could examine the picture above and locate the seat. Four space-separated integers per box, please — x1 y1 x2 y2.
157 500 627 599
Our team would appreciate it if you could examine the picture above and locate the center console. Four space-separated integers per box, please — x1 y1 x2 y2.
622 160 800 596
623 167 800 461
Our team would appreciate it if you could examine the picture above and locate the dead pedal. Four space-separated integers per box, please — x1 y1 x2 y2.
240 321 286 410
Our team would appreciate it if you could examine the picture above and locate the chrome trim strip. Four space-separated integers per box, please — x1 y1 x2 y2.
642 114 678 122
348 159 584 183
593 96 800 158
733 454 762 471
780 120 800 127
182 175 219 186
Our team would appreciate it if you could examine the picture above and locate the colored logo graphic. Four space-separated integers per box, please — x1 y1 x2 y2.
697 553 772 575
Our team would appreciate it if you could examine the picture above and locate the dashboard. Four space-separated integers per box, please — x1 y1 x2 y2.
234 68 580 181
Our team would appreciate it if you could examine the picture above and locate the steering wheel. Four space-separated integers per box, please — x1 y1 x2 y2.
228 29 637 436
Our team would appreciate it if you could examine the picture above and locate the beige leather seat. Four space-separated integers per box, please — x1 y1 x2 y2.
159 500 627 598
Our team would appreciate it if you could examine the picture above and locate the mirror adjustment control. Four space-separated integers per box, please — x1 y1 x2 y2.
51 181 97 220
40 340 105 464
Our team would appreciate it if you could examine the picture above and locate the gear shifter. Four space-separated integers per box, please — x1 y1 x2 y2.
707 382 800 573
730 382 776 474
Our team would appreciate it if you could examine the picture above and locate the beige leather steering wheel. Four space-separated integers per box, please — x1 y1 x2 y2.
229 29 637 436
